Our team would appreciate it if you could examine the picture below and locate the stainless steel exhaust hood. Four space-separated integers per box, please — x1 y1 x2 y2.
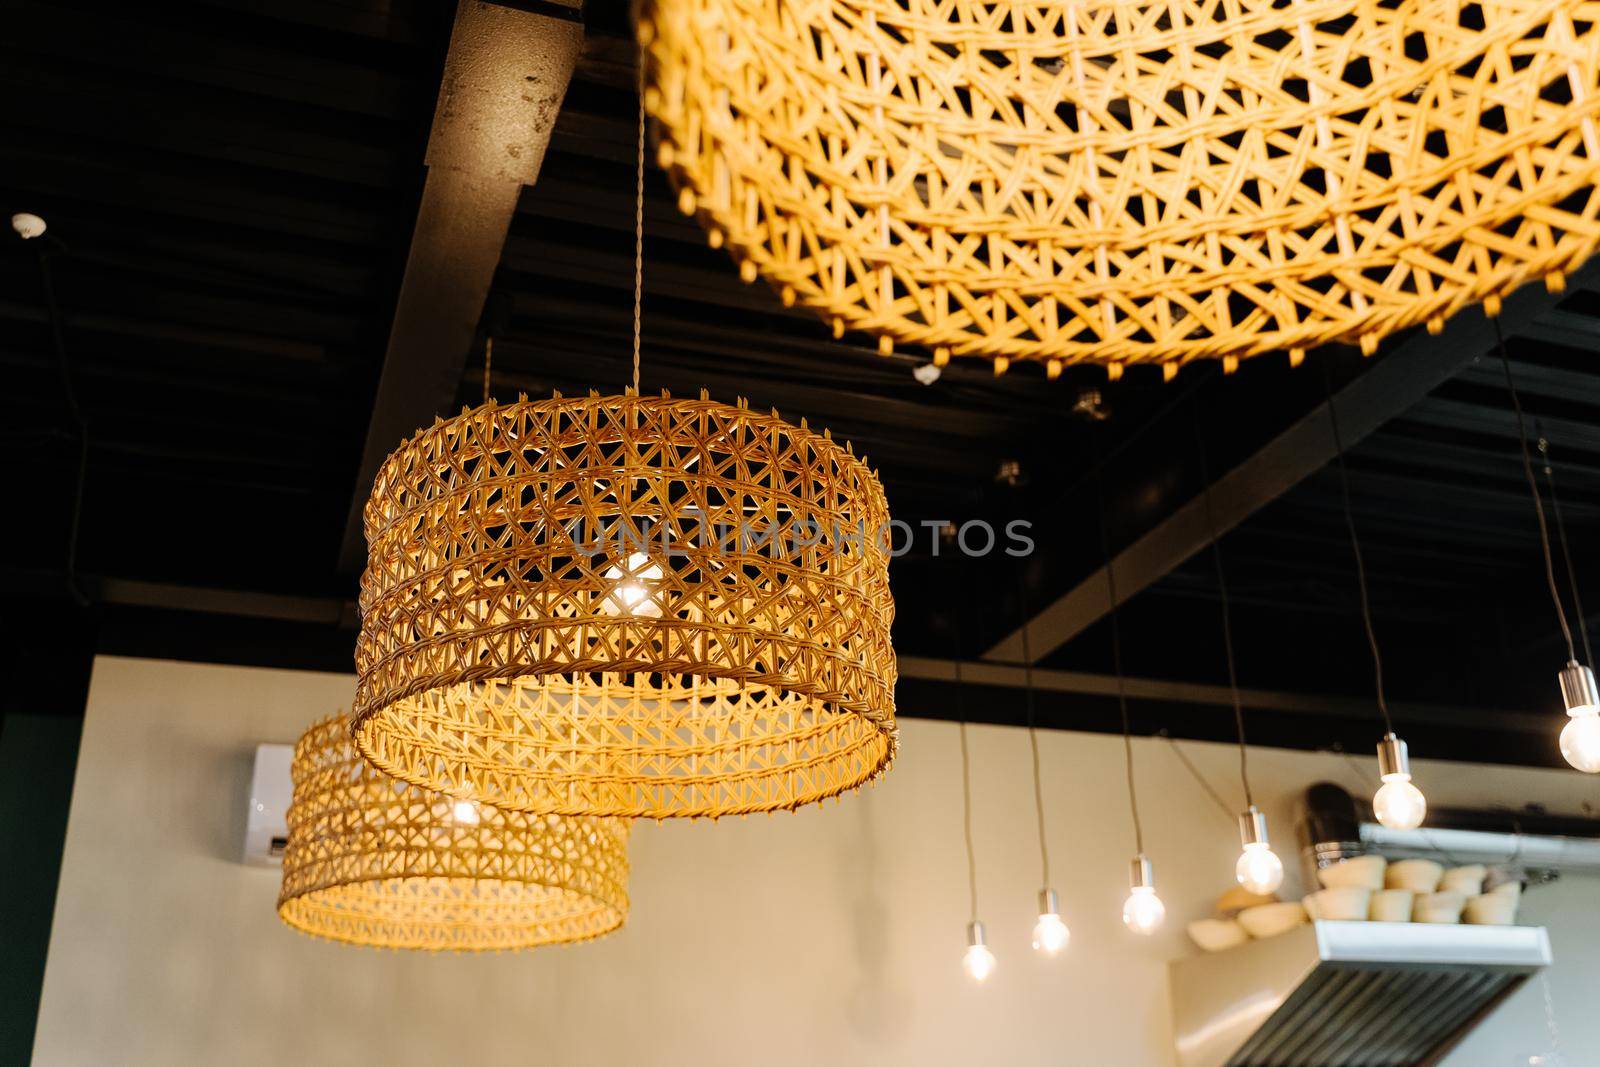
1169 921 1550 1067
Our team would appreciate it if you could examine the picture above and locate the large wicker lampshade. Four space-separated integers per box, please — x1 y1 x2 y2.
642 0 1600 372
278 716 629 950
352 391 897 819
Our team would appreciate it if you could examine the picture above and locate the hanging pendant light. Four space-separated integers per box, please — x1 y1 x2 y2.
1325 369 1427 825
1493 322 1599 774
1558 663 1600 772
1032 889 1069 957
1235 806 1285 896
642 0 1600 372
1122 855 1166 936
1016 565 1068 958
352 67 896 818
1196 399 1284 892
1374 733 1428 831
278 716 629 951
351 392 898 817
1095 439 1164 934
955 719 995 984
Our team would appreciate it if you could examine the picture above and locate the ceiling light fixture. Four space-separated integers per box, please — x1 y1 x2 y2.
278 716 628 951
642 0 1600 372
1493 320 1600 772
1325 370 1428 828
351 66 898 819
1195 399 1284 891
1095 441 1164 934
1016 567 1068 958
957 719 996 984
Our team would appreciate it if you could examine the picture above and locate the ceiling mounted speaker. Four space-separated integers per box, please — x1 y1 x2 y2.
642 0 1600 372
278 716 629 951
352 391 897 819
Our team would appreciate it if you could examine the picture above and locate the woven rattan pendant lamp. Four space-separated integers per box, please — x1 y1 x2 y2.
351 391 898 818
278 715 629 950
641 0 1600 374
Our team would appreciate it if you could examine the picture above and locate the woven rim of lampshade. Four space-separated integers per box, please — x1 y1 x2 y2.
277 716 629 951
642 0 1600 369
351 392 897 819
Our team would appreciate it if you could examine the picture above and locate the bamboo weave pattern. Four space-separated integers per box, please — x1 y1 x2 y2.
277 716 629 950
643 0 1600 370
352 392 897 819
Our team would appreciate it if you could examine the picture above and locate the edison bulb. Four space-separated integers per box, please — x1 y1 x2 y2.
451 799 481 825
1373 773 1427 829
1032 912 1070 956
1560 712 1600 773
601 551 665 617
961 943 996 983
1122 886 1165 935
1235 841 1285 894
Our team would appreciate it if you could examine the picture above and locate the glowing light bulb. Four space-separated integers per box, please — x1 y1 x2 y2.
1123 855 1165 934
1235 842 1285 895
451 799 481 825
962 921 996 983
1032 890 1069 956
1032 913 1069 955
1560 712 1600 773
1373 733 1426 828
1560 662 1600 772
1122 886 1165 935
602 551 665 617
1374 774 1427 829
1234 806 1283 894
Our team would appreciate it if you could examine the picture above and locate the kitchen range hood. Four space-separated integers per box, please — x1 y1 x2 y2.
1169 920 1550 1067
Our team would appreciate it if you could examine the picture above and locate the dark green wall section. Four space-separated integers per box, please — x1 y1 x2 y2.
0 713 84 1065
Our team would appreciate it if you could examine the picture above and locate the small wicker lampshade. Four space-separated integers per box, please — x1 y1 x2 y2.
278 716 629 951
642 0 1600 371
352 391 897 819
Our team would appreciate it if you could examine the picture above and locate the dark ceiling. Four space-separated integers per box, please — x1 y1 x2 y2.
4 0 1598 770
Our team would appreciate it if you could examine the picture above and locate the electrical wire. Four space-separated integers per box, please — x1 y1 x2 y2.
1191 396 1254 808
1538 433 1594 668
1161 733 1237 823
1093 432 1145 855
1493 316 1578 663
633 52 645 396
953 564 979 923
1322 363 1397 736
482 336 493 405
959 719 979 924
35 244 92 608
1016 566 1051 888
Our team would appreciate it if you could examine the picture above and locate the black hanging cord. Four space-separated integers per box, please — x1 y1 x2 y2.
1321 364 1396 735
1016 564 1051 888
1092 431 1145 855
35 244 92 608
1492 316 1579 663
1191 396 1254 808
959 719 979 925
1538 432 1594 668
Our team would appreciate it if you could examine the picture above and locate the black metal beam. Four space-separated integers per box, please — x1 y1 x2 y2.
336 1 583 572
984 265 1600 664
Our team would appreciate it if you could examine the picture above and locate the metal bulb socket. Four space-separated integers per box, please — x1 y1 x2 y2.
966 919 987 948
1559 662 1600 716
1377 733 1411 779
1038 888 1060 915
1129 854 1155 890
1238 805 1270 848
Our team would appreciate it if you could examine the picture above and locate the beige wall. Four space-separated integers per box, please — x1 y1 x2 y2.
33 657 1600 1065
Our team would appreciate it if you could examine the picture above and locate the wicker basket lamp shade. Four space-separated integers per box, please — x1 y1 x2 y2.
641 0 1600 372
351 391 897 819
277 716 629 950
